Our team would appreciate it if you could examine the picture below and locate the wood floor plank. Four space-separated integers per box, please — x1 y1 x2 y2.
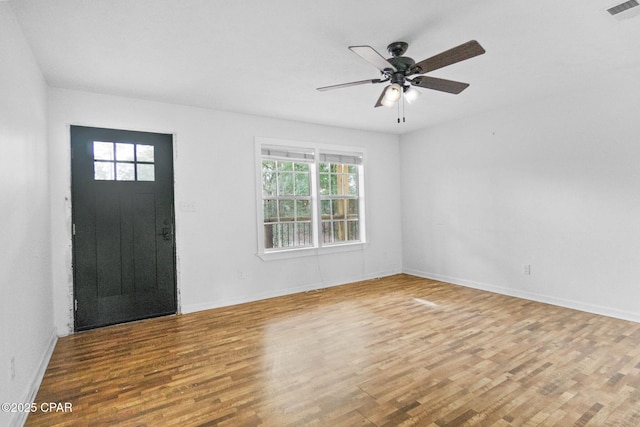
26 274 640 426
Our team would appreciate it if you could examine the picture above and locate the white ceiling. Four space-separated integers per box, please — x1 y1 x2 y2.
10 0 640 134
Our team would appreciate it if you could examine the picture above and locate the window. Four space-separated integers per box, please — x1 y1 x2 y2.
256 139 365 257
93 141 155 181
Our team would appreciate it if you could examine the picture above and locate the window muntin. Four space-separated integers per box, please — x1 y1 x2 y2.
258 141 364 254
93 141 155 181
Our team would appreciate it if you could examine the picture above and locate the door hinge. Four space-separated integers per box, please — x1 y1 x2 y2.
72 223 76 235
74 299 78 311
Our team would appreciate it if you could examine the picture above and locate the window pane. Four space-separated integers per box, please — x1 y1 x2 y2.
264 199 278 222
295 222 312 246
278 200 294 220
274 222 294 248
116 163 135 181
137 164 155 181
264 224 276 249
332 199 345 219
93 142 114 160
348 174 358 195
263 160 276 170
338 173 350 195
296 200 311 220
321 222 332 243
347 221 359 240
278 172 294 196
319 163 329 173
136 144 154 162
94 161 114 180
295 172 309 196
294 163 309 172
333 221 346 242
319 173 330 195
347 199 359 219
278 161 293 172
330 174 338 195
115 143 134 161
321 200 332 220
262 160 277 197
348 165 357 174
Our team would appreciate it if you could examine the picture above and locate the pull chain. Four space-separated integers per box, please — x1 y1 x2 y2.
402 90 406 123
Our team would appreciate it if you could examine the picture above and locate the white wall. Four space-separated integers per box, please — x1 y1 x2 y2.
0 4 56 426
401 65 640 322
49 88 403 335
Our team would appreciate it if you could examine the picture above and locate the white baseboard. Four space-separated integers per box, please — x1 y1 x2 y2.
181 269 401 314
404 268 640 324
10 328 58 427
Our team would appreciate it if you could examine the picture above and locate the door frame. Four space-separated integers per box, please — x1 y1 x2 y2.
70 125 179 331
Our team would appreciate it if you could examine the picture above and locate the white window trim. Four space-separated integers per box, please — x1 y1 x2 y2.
255 137 367 261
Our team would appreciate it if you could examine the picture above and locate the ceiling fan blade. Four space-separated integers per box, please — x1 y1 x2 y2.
410 40 485 75
317 78 382 91
374 87 387 108
411 76 470 94
348 45 397 72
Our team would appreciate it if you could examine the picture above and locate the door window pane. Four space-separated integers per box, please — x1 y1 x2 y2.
136 144 154 162
116 143 135 161
116 163 135 181
137 164 155 181
94 161 114 180
93 142 114 160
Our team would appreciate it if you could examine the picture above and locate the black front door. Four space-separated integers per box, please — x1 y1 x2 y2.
71 126 176 331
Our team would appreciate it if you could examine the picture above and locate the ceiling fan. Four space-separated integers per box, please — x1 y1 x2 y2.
317 40 486 118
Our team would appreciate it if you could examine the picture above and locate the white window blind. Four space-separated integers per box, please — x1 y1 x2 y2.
261 145 314 163
319 152 363 165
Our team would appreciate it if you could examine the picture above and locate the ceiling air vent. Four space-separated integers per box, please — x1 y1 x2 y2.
607 0 640 19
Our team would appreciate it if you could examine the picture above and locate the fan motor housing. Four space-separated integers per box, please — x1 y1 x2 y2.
387 56 415 73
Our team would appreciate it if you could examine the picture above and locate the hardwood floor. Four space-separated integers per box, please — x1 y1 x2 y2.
27 274 640 426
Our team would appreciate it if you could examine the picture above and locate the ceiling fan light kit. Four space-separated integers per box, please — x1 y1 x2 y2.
380 83 402 107
317 39 486 123
404 86 421 104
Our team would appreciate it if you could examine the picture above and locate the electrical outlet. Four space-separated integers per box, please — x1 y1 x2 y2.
523 264 531 275
10 357 15 380
238 270 245 280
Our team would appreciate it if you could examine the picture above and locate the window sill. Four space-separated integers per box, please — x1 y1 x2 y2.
257 242 368 261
